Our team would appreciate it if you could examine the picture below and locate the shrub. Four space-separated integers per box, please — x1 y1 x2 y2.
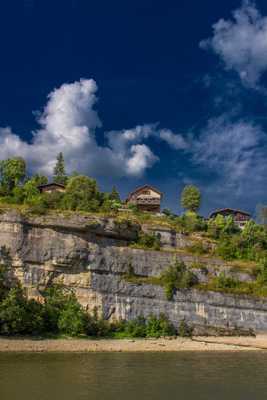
216 238 237 260
187 242 208 255
257 258 267 285
57 293 87 336
160 260 198 300
124 316 147 337
179 212 207 233
216 273 239 290
178 319 192 337
134 232 161 250
146 314 176 338
26 195 48 215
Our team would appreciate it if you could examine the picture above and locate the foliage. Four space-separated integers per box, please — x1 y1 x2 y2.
109 186 121 202
29 174 48 187
178 319 192 337
179 211 207 233
160 260 198 300
0 287 44 335
145 314 176 337
187 241 209 255
53 152 68 185
62 175 101 212
215 221 267 262
181 185 201 212
216 273 239 290
114 314 176 338
256 258 267 285
208 215 239 239
133 232 161 251
57 292 87 336
0 157 26 194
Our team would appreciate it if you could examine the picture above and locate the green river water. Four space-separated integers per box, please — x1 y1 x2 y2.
1 352 267 400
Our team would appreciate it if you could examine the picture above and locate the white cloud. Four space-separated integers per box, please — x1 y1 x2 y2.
200 0 267 87
191 116 266 195
0 79 180 178
159 129 188 150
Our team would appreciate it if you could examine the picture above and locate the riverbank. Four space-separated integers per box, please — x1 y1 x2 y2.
1 336 267 352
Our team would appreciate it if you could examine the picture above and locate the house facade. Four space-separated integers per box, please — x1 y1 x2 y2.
126 185 162 213
209 208 251 229
38 183 66 194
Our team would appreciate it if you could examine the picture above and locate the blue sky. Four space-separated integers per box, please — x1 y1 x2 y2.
1 0 267 215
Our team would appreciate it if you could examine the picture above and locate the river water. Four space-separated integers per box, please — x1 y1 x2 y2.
1 352 267 400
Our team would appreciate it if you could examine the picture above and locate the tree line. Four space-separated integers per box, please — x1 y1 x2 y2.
0 154 122 214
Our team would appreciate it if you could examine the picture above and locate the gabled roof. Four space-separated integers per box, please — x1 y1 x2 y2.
209 208 251 219
126 185 163 201
38 182 65 189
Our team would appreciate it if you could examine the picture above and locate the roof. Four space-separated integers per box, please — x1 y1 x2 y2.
38 182 65 189
126 185 163 201
209 208 251 219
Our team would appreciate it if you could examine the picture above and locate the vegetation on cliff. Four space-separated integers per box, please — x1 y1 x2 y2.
0 254 181 338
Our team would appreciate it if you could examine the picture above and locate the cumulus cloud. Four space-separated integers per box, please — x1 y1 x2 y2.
0 79 181 178
200 0 267 87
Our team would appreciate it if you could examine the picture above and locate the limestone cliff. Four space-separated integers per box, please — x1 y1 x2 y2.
0 209 266 334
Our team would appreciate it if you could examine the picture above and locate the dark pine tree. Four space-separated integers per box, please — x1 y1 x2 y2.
53 153 67 185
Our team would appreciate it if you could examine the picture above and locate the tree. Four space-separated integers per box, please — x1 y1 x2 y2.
53 152 67 185
30 174 48 187
57 293 87 336
181 185 201 212
109 186 121 202
0 157 26 193
62 175 100 212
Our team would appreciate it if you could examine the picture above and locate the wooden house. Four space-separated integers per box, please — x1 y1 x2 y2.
209 208 251 229
126 185 162 213
38 183 66 194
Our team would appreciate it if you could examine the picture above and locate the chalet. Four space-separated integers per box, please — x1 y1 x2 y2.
126 185 162 213
209 208 251 229
38 183 65 194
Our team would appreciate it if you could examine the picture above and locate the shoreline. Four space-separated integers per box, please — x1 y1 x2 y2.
1 336 267 352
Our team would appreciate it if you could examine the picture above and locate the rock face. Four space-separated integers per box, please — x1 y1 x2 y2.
0 209 267 333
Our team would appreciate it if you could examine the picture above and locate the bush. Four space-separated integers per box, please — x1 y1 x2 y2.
160 260 198 300
257 258 267 285
124 316 147 337
179 212 207 233
178 319 192 337
216 273 239 290
216 238 237 260
146 314 176 338
134 232 161 250
57 293 87 336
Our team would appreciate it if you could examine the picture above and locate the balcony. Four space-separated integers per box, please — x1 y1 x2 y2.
133 197 161 205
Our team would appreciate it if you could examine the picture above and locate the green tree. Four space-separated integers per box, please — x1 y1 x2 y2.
109 186 121 202
62 175 101 212
181 185 201 212
53 152 67 185
30 174 48 187
23 180 40 203
57 293 87 336
0 157 26 194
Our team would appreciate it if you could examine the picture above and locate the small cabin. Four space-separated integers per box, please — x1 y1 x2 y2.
209 208 251 229
126 185 162 213
38 183 66 194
